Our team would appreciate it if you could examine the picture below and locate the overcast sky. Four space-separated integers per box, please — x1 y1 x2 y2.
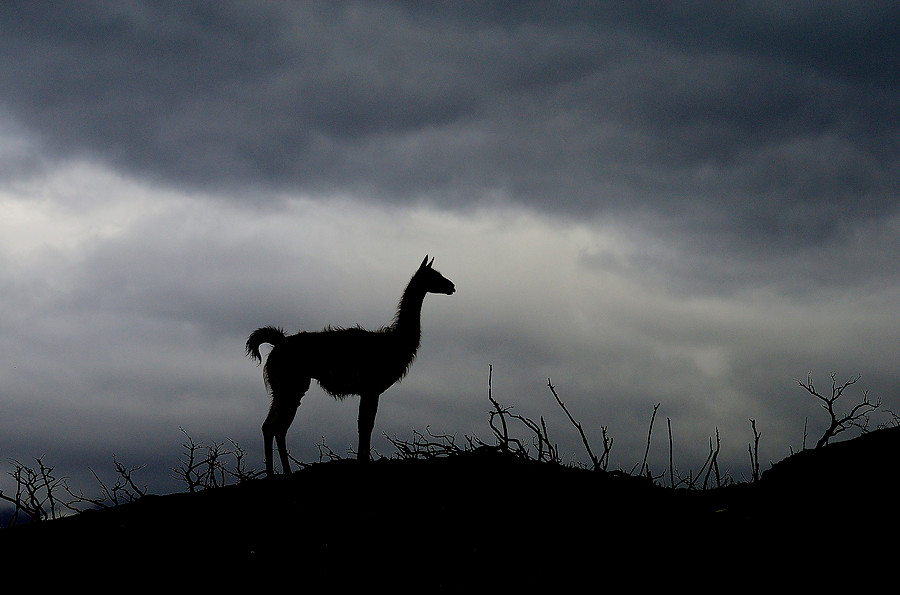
2 2 898 499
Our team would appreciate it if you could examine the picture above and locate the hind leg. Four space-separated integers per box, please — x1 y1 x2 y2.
262 379 309 476
262 400 296 476
263 425 276 477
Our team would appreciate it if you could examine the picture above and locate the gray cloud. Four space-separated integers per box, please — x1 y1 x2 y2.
3 3 896 240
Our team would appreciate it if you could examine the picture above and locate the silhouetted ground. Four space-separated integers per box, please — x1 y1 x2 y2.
2 427 898 588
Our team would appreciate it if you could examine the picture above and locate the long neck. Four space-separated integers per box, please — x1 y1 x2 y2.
391 276 426 350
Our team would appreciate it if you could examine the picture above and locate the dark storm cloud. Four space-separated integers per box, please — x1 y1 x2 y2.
1 2 898 256
1 1 490 191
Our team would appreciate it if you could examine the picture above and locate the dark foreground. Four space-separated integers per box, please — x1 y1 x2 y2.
3 426 898 588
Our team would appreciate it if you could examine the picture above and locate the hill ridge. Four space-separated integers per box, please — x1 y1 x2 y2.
2 427 898 586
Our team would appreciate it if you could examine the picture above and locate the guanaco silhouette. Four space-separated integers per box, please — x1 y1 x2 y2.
246 256 455 476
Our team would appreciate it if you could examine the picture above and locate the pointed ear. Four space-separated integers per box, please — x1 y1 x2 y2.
420 255 430 269
428 256 434 268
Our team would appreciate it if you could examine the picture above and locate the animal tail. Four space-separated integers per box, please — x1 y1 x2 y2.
245 326 287 364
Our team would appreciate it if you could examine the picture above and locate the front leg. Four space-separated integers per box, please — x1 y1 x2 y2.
357 393 380 462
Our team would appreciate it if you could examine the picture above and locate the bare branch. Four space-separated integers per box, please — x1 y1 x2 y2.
547 378 608 470
748 419 761 483
634 403 660 478
796 373 880 448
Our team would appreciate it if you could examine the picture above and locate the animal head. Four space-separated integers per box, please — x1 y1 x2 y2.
417 255 455 295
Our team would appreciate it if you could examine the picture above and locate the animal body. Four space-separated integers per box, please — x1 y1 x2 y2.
246 256 455 476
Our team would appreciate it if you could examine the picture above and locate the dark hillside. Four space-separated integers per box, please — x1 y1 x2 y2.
3 427 898 588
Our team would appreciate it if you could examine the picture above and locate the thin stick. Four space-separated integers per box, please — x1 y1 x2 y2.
547 378 600 470
667 418 674 489
639 403 660 477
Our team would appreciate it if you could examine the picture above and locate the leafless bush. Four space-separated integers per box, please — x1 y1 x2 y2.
63 456 147 509
797 373 880 448
388 367 623 474
0 457 65 525
314 437 345 462
883 409 900 427
667 425 735 489
387 366 565 463
479 364 559 462
1 455 149 526
172 428 263 492
387 427 474 459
